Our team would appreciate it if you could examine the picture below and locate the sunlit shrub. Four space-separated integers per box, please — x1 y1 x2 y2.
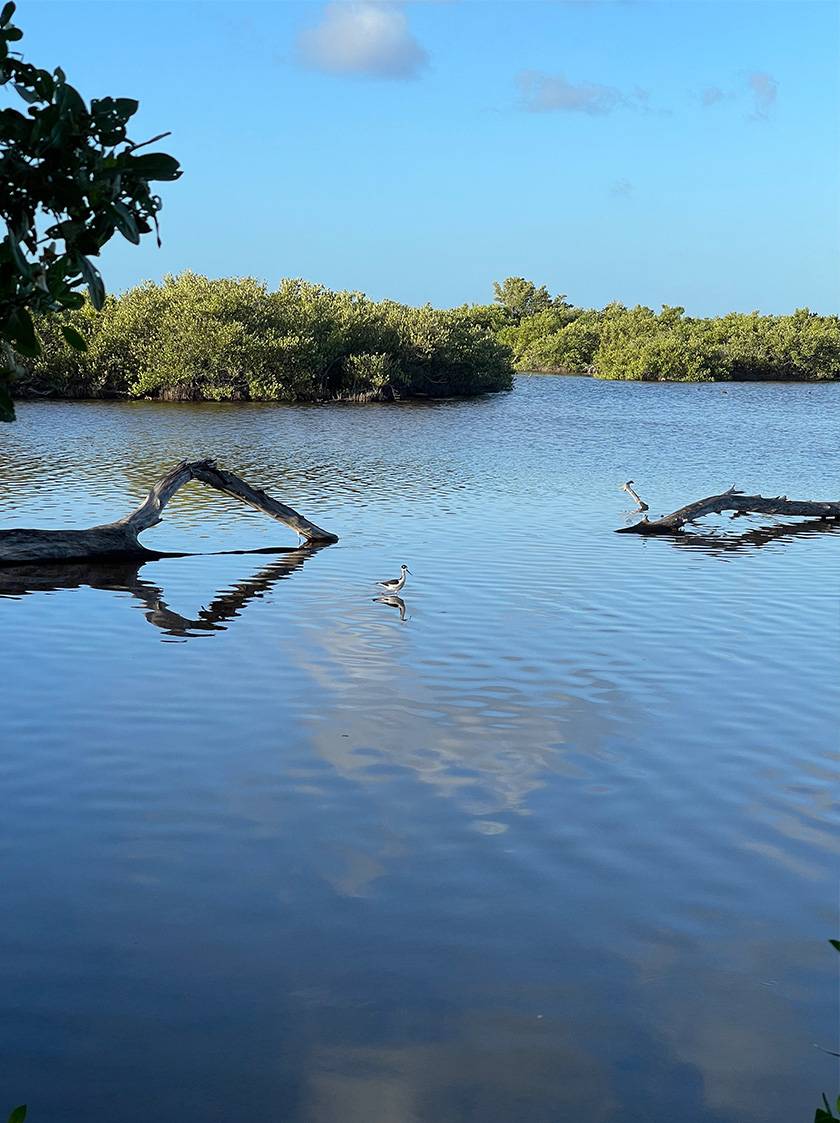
28 273 513 402
503 297 840 382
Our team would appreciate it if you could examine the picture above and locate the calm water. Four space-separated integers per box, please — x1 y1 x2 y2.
0 376 838 1122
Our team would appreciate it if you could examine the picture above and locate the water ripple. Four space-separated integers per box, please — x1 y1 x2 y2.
0 378 838 1123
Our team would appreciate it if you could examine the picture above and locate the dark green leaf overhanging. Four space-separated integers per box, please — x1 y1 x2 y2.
0 1 180 418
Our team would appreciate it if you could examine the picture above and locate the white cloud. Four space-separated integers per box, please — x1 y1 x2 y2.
701 85 726 107
699 74 778 120
748 71 778 119
516 71 647 115
298 2 429 80
517 71 622 115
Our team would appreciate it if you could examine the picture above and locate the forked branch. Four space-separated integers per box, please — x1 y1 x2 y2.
0 459 338 564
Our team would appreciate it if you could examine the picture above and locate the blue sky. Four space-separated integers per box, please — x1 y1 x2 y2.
18 0 840 314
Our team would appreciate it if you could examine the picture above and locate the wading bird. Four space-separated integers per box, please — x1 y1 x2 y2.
377 564 411 594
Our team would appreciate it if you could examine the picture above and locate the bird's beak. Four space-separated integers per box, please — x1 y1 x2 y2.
406 568 412 574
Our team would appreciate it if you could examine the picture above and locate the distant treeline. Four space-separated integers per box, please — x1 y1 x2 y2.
483 277 840 382
24 273 514 403
22 273 840 404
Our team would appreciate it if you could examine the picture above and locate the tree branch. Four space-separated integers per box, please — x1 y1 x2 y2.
1 459 338 564
617 486 840 535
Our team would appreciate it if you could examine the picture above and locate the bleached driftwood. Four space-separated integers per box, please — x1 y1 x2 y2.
621 480 649 511
0 458 338 564
617 485 840 535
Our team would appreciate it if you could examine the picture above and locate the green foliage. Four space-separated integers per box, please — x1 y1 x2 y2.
7 1107 26 1123
26 273 514 403
815 940 840 1121
451 302 511 334
499 286 840 382
0 1 180 418
20 273 839 402
816 1094 840 1122
492 276 566 323
595 306 731 382
500 306 598 372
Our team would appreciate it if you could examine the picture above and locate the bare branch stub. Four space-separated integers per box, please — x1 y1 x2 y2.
621 480 649 512
617 487 840 535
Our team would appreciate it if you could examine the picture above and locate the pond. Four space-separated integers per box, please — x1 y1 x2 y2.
0 375 838 1123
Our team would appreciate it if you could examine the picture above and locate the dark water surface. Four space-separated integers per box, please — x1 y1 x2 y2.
0 376 838 1122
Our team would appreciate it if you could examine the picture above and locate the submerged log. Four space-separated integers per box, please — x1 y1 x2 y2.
0 459 338 564
617 485 840 535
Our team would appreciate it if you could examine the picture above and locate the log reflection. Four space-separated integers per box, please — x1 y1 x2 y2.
666 518 840 554
0 545 328 637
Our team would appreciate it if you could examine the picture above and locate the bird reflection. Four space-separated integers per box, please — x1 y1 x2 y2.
0 545 328 638
373 593 408 622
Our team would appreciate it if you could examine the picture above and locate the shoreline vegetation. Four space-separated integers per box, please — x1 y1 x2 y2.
17 274 840 406
20 273 514 405
493 277 840 384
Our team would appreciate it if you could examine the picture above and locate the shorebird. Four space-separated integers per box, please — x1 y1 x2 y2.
376 564 411 594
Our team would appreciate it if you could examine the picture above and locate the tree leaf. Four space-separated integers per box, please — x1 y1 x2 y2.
113 97 139 120
128 151 182 181
0 3 16 28
12 82 39 103
61 324 87 351
56 81 85 117
7 234 31 278
0 378 15 423
830 940 840 953
5 308 40 357
111 201 139 244
79 257 105 310
59 292 86 311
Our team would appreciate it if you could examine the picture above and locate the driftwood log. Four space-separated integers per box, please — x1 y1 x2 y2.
617 485 840 535
0 459 338 564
